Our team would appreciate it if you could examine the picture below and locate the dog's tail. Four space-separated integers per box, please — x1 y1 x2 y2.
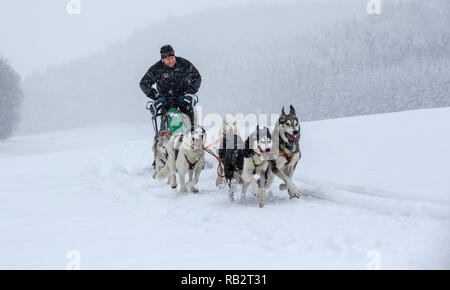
155 163 170 180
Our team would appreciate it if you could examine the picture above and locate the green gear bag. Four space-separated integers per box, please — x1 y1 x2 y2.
166 108 186 135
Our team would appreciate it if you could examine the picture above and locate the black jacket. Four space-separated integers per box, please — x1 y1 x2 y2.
140 56 202 100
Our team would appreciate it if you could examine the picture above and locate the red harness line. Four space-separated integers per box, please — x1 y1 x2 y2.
158 131 172 136
204 137 223 150
202 146 225 179
201 137 225 178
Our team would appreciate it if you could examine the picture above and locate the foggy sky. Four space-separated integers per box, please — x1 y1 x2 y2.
0 0 283 76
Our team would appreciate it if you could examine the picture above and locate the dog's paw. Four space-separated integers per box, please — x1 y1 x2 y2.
288 186 301 199
179 187 187 193
186 181 196 189
279 183 287 191
216 177 226 188
259 198 265 208
191 187 199 194
252 187 260 198
228 191 235 202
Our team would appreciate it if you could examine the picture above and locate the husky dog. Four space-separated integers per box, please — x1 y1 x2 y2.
219 136 245 201
165 126 207 193
218 123 245 201
242 126 275 208
152 110 191 178
216 115 244 191
271 105 302 199
152 132 171 180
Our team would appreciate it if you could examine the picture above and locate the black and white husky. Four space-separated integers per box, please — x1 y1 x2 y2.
216 115 245 201
271 105 302 199
242 126 275 208
165 126 207 193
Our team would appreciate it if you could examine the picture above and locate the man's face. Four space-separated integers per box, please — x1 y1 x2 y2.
162 56 176 68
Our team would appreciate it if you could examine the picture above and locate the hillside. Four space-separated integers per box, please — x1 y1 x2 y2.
19 0 450 133
1 108 449 269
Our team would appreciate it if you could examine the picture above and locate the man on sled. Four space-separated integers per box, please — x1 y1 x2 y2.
140 44 202 170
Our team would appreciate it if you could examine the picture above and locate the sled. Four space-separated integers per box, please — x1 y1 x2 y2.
146 94 198 135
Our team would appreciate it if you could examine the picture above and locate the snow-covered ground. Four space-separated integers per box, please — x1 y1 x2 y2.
0 108 449 269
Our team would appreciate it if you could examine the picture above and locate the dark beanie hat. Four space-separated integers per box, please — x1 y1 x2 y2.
160 45 175 59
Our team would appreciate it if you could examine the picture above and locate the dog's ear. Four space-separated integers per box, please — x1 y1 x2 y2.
281 107 286 116
256 125 260 141
243 149 254 158
243 138 254 158
290 105 296 115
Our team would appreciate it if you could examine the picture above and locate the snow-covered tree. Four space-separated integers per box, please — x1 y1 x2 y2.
0 58 23 140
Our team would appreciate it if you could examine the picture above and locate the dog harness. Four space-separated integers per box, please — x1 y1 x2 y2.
251 156 265 175
184 155 198 170
283 152 293 166
279 134 297 166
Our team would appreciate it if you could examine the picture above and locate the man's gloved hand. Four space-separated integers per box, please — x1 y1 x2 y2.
157 97 166 103
178 96 185 102
147 88 158 100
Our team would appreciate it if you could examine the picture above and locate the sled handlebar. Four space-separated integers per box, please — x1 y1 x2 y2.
146 94 198 133
146 94 198 117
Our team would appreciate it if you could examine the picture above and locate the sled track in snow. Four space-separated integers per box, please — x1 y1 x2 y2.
91 158 449 221
86 142 449 220
298 176 450 220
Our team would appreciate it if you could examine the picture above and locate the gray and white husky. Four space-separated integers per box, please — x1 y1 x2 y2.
271 105 302 199
242 125 276 208
164 126 207 193
152 132 171 180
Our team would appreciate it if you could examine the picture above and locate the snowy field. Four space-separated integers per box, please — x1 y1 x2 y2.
0 108 449 269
